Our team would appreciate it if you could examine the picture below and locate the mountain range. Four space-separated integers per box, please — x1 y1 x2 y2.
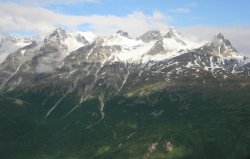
0 28 249 110
0 27 250 159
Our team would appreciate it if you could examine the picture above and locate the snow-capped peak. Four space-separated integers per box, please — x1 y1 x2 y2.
161 28 206 54
86 29 210 63
65 32 90 52
101 31 143 48
44 28 91 53
44 27 67 44
164 28 181 39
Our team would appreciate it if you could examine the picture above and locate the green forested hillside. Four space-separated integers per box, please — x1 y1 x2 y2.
0 86 250 159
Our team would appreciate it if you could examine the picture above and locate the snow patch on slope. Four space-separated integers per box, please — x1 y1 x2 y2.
163 30 207 53
101 34 154 62
103 34 142 48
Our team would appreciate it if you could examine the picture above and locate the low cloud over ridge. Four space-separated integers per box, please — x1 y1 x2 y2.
0 3 170 37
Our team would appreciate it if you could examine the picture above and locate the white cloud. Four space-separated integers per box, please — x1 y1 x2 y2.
35 62 55 73
179 25 250 57
0 3 171 37
83 11 171 36
169 8 190 14
0 2 249 56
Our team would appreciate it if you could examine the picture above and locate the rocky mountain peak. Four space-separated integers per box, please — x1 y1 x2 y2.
216 33 225 40
44 28 67 43
163 28 187 46
68 33 89 45
213 33 233 47
164 28 180 38
116 30 130 38
211 33 238 57
138 30 162 43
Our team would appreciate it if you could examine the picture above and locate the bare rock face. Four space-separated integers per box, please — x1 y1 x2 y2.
15 99 24 105
146 142 158 156
166 141 173 152
116 30 130 38
138 30 162 43
149 142 158 153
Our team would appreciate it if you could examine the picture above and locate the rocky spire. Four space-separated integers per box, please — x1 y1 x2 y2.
210 33 238 57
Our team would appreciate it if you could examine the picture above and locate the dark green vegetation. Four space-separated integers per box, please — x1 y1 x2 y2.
0 86 250 159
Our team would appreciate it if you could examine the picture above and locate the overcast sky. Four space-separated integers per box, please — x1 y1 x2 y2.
0 0 249 56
